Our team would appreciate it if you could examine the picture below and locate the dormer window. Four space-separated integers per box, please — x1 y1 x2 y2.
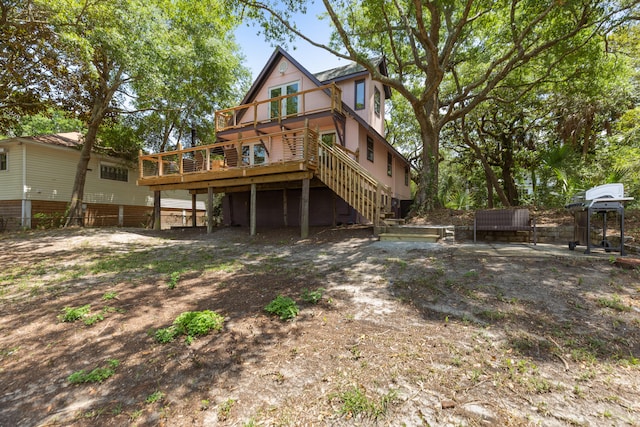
374 87 381 116
355 79 365 110
269 81 299 119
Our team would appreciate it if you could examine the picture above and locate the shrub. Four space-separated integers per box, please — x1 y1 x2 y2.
155 310 224 344
264 295 299 320
58 305 91 322
301 288 325 304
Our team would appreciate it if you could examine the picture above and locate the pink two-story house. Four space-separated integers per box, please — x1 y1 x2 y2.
138 48 412 236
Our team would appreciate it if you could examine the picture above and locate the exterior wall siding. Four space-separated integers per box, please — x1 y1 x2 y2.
0 140 25 200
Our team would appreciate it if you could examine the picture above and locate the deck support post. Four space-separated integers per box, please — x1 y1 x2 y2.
153 191 161 230
207 187 214 234
301 178 310 239
250 183 257 236
191 194 197 228
283 188 288 227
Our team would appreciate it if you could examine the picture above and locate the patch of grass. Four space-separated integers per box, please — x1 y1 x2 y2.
597 294 630 312
264 295 299 320
83 312 104 326
301 288 325 304
146 390 164 404
58 304 91 322
102 291 118 300
68 359 120 384
155 310 225 344
477 309 507 321
333 386 397 420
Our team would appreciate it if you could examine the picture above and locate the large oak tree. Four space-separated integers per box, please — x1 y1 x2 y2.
240 0 640 212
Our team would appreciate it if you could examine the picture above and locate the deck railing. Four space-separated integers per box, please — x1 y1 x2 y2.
138 126 319 180
215 83 342 133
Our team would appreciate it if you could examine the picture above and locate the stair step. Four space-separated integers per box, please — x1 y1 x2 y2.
379 233 440 243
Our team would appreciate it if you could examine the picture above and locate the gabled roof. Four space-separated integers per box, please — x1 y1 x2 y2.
239 47 408 166
30 132 83 148
315 57 392 99
1 132 84 148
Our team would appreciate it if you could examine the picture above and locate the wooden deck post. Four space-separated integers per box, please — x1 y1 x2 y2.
153 190 161 230
283 188 288 227
301 178 310 239
191 194 197 227
250 183 257 236
207 187 214 234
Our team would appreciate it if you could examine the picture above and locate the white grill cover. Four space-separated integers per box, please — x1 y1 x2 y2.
585 183 624 200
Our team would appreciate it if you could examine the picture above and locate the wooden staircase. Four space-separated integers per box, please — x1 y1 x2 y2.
316 141 393 228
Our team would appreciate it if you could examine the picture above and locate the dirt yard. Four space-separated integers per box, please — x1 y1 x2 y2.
0 223 639 426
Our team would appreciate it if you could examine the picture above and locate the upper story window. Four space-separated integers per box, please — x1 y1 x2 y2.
366 136 374 162
355 79 365 110
0 152 7 171
269 81 299 119
374 87 381 116
405 167 410 186
387 152 393 176
100 163 128 182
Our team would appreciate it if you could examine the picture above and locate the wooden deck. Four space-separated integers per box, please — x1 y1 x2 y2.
137 126 319 192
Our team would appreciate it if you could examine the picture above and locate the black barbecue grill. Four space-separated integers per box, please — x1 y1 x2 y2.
565 183 633 255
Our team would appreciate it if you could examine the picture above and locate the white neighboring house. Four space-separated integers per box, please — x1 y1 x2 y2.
0 132 205 231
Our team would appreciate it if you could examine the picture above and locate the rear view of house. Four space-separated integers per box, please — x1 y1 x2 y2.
138 48 412 236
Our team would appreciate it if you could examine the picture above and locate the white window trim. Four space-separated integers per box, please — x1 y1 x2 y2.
268 80 301 119
100 162 129 182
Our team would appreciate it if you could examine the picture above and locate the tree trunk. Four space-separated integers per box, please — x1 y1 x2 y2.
64 61 123 227
65 112 103 226
467 140 511 207
412 101 441 213
500 137 519 206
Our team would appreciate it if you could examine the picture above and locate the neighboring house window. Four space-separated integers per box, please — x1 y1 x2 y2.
100 163 128 182
374 87 381 116
269 81 299 119
355 79 365 110
0 152 7 170
366 136 374 162
242 142 267 166
387 152 393 176
321 132 336 146
405 167 410 186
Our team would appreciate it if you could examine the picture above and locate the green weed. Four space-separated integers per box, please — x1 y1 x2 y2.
102 291 118 300
167 271 181 289
146 390 164 404
218 398 236 420
597 294 630 312
264 295 299 320
301 288 325 304
58 304 91 322
155 310 225 344
68 359 120 384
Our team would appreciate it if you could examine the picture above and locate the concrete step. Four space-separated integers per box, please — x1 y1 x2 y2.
381 225 451 238
379 233 440 243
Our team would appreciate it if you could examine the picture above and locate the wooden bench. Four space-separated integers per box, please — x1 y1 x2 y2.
474 208 536 244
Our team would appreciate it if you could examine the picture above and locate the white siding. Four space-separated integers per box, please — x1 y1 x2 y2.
21 142 200 207
0 140 24 200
